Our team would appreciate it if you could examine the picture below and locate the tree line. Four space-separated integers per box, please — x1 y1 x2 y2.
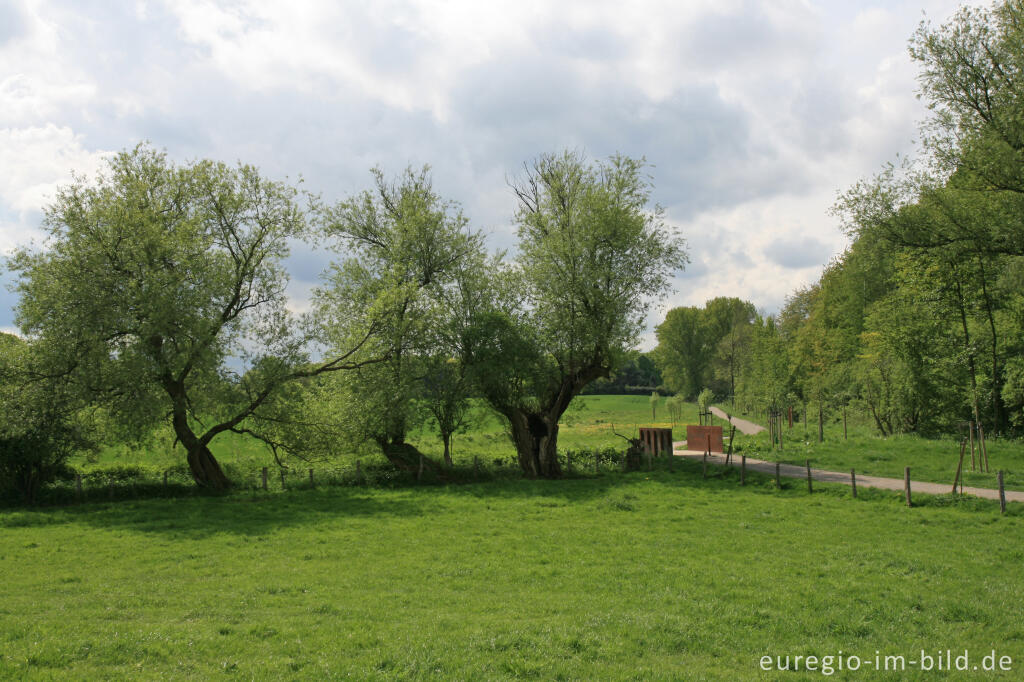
653 1 1024 439
0 149 686 499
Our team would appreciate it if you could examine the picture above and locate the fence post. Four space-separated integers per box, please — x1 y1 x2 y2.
309 468 314 488
998 470 1006 515
851 469 857 498
702 451 707 479
806 459 812 494
261 466 268 491
740 455 746 485
904 466 911 507
417 454 424 482
163 470 168 487
775 461 781 489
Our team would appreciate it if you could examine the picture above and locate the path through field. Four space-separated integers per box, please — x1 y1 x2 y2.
670 449 1024 503
709 406 764 434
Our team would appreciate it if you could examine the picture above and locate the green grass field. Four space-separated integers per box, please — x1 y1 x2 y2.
2 457 1022 679
712 402 1024 493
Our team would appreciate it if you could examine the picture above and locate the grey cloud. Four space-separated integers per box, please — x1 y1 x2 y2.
677 1 819 71
448 51 809 221
763 234 833 269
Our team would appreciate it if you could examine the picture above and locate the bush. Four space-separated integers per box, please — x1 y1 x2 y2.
0 419 82 503
0 334 94 503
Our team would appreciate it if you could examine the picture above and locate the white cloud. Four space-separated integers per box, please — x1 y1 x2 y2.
0 125 112 251
0 0 996 339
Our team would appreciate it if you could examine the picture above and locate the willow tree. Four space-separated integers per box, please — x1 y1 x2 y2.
8 145 381 489
466 151 687 478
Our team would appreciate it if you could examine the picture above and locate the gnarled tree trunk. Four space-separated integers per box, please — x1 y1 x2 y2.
507 409 562 478
171 406 231 489
186 443 231 489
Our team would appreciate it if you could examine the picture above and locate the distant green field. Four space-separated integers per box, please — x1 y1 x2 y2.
63 395 1024 496
1 456 1022 679
69 395 693 483
713 403 1024 493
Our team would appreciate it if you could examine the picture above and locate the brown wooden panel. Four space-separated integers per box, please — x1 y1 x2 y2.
685 425 723 453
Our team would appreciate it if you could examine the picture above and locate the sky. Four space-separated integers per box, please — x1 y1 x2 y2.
0 0 985 348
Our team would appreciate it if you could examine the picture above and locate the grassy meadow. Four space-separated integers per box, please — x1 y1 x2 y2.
3 396 1023 678
712 402 1024 493
2 455 1023 679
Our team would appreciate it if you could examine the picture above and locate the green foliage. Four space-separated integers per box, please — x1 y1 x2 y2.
255 166 484 468
466 151 687 476
5 145 327 487
653 297 755 400
0 335 94 502
696 387 714 412
664 394 686 424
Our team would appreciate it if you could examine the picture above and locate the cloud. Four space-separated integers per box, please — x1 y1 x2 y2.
0 125 112 251
763 235 835 270
0 0 991 342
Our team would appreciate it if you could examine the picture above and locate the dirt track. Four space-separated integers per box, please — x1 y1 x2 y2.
709 406 764 435
670 448 1023 503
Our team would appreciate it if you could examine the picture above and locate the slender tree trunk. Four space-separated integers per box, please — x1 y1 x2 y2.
954 275 984 434
977 256 1004 432
442 432 453 468
818 401 824 443
868 402 888 437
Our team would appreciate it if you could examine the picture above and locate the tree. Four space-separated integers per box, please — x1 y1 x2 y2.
466 151 687 478
7 146 382 489
652 306 704 398
246 166 483 474
314 166 482 472
0 334 94 502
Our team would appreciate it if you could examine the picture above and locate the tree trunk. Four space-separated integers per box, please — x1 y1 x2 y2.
186 443 231 489
818 401 824 443
977 256 1004 432
954 275 984 435
171 412 231 489
507 410 561 478
163 375 232 489
442 433 453 468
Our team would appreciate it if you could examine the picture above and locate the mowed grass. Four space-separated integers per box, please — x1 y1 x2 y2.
1 459 1023 680
713 403 1024 493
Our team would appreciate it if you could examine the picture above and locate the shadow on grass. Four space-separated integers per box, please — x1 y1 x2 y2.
2 455 1018 539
